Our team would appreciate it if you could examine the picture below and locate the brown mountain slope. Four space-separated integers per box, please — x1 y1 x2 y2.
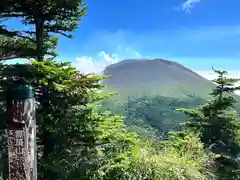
102 58 215 99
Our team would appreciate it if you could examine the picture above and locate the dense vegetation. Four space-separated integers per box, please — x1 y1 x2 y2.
0 60 215 180
0 1 239 180
101 95 206 138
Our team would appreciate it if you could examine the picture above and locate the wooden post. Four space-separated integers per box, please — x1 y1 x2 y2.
7 80 37 180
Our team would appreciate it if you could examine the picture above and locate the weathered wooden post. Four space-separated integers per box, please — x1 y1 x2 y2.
7 80 37 180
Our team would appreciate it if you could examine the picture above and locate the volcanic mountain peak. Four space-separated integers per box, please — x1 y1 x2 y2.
102 58 215 99
105 58 203 79
104 58 210 82
105 58 177 71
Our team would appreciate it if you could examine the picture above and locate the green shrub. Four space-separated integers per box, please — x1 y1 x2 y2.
96 132 215 180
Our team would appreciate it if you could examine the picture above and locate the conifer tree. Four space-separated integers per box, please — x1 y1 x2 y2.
0 60 138 179
0 0 87 61
178 68 240 179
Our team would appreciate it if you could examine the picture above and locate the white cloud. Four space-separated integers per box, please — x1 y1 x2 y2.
69 28 240 64
196 70 240 81
73 52 240 95
2 58 31 65
73 48 142 75
98 51 118 63
182 0 200 13
196 70 240 95
70 29 240 94
73 56 101 74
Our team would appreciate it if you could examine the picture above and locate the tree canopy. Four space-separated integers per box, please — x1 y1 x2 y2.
0 1 237 180
178 68 240 179
0 0 87 61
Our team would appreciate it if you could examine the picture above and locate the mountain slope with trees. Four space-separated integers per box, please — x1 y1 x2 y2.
101 59 240 138
0 0 239 179
103 59 215 99
179 69 240 179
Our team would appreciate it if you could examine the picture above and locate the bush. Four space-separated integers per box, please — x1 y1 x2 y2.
97 132 215 180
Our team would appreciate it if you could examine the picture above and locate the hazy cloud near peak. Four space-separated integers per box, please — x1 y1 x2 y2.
182 0 200 12
76 26 240 60
73 49 142 74
73 52 117 74
72 54 240 95
196 70 240 95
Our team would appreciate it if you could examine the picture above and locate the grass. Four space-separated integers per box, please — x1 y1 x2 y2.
98 134 216 180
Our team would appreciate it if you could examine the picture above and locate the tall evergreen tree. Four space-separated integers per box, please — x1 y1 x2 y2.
179 69 240 179
0 35 36 61
178 68 240 179
0 60 137 180
0 0 87 61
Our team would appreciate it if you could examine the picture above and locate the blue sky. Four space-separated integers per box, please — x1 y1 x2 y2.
56 0 240 72
3 0 240 74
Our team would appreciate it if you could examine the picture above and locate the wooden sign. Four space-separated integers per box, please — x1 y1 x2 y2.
8 98 37 180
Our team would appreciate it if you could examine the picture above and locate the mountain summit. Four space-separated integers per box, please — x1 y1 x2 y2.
103 59 214 99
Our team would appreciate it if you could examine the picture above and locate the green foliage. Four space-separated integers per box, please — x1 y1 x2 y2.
178 68 240 179
0 35 37 60
97 132 215 180
0 60 216 180
0 0 87 61
0 1 224 179
0 60 136 179
101 95 206 138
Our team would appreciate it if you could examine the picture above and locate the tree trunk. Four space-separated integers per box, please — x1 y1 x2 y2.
35 19 44 62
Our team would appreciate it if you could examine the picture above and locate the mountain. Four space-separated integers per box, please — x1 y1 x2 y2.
101 59 238 137
103 59 214 99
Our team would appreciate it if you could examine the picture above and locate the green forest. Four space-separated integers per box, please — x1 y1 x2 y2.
0 1 240 180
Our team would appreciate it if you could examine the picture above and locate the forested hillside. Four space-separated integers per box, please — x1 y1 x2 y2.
0 0 240 180
103 59 215 98
101 95 206 137
101 59 240 140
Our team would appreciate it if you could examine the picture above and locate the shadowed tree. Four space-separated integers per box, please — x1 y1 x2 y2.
178 68 240 180
0 0 87 61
